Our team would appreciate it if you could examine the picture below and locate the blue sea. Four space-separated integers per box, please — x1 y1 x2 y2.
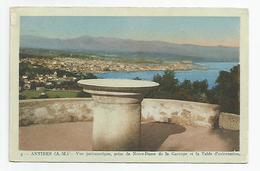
95 62 238 89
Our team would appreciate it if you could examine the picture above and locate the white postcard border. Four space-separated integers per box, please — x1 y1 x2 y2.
9 7 248 163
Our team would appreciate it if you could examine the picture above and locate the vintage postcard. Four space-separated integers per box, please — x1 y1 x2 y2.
10 7 248 163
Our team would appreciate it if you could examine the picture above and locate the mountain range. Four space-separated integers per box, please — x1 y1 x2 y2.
20 35 239 62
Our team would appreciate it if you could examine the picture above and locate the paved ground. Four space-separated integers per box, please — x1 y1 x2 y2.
19 121 239 151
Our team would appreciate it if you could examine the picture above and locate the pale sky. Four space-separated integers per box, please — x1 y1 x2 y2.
21 16 240 47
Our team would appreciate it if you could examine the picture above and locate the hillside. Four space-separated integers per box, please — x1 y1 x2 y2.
20 35 239 62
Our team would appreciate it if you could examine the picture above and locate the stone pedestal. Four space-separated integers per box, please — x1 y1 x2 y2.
78 79 159 151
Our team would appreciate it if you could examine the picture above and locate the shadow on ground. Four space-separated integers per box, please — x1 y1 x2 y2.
140 122 186 151
19 121 239 151
213 129 239 151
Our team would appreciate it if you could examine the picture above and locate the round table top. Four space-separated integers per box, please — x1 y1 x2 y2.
78 79 159 93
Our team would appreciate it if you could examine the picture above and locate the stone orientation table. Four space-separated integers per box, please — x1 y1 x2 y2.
78 79 159 151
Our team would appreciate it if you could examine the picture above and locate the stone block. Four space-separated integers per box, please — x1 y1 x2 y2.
219 112 240 130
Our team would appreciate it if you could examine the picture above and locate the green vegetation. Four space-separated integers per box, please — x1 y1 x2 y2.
76 91 91 98
207 65 240 114
20 89 82 99
147 65 240 114
146 70 208 103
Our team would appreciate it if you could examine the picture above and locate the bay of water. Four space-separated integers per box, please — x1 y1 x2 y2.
95 62 238 89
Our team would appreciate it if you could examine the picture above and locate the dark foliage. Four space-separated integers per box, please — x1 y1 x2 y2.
133 77 142 80
208 65 240 114
147 70 207 102
146 66 240 114
19 94 26 100
148 70 179 99
76 91 91 98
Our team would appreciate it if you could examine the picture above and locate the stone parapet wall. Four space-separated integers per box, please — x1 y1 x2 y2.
141 99 220 128
19 98 220 128
219 112 240 130
19 98 94 126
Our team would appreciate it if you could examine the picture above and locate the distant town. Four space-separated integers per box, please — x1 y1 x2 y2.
20 56 203 74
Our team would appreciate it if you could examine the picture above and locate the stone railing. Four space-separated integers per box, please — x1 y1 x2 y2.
219 112 240 130
20 98 223 128
19 98 94 126
141 99 220 128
